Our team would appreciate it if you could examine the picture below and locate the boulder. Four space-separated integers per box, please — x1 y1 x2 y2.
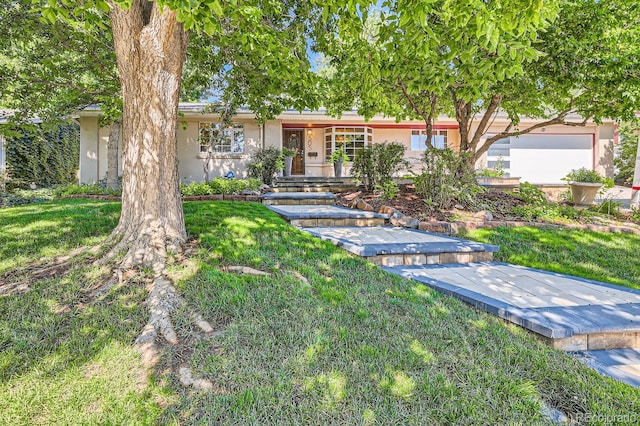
356 198 374 211
473 210 493 221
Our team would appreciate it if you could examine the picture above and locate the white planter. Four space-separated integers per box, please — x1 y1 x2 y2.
570 182 603 206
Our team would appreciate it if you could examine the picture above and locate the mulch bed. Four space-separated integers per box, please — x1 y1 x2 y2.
335 187 527 221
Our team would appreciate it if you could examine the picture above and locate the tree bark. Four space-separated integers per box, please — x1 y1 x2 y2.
106 121 120 190
108 1 188 270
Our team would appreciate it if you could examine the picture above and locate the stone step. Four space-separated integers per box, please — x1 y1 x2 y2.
271 185 355 193
267 205 388 227
262 191 336 206
303 226 499 266
386 262 640 351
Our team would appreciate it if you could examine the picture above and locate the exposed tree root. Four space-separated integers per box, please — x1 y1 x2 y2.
134 274 220 390
224 265 270 276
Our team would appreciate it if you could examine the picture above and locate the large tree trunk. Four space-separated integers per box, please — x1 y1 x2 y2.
108 1 188 270
106 121 120 191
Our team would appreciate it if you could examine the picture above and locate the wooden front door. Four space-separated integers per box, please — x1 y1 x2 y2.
283 129 305 175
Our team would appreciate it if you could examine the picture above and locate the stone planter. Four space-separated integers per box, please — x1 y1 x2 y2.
569 182 603 206
283 156 293 177
333 159 343 178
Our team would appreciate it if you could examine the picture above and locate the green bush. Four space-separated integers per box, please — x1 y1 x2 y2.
510 204 584 222
476 156 506 178
351 142 408 192
563 167 614 189
55 182 121 197
5 123 79 188
512 182 547 205
247 147 283 186
412 149 482 209
614 122 639 185
180 178 261 196
1 187 56 208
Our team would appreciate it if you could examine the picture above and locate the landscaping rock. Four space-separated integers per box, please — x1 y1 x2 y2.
344 191 362 201
390 211 406 226
356 198 374 211
260 184 271 192
473 210 493 221
391 211 419 228
242 189 261 196
398 216 420 229
378 205 397 215
541 403 568 425
454 204 465 210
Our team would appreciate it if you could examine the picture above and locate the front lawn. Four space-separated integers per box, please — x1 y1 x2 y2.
462 226 640 290
1 200 639 424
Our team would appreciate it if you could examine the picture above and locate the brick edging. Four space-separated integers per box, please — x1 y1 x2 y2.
418 220 640 236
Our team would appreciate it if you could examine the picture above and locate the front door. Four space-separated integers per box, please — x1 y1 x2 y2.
283 129 305 175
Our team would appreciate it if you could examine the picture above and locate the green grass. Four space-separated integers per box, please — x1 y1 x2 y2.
462 226 640 290
1 200 639 424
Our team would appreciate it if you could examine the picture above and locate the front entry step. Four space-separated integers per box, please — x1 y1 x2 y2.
303 226 499 266
267 205 388 227
262 191 336 206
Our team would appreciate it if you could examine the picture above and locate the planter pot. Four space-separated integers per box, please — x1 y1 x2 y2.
283 156 293 177
333 160 343 178
570 182 603 206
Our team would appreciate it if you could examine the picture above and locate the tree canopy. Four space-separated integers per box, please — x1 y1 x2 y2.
316 0 640 164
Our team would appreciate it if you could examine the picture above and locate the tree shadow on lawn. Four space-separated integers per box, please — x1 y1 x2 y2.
467 226 640 290
0 199 120 274
166 202 640 424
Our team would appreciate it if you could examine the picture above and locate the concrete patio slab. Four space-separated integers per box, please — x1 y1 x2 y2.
385 262 640 350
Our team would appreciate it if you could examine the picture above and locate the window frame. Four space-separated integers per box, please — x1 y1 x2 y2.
410 129 448 151
324 126 373 162
198 122 245 155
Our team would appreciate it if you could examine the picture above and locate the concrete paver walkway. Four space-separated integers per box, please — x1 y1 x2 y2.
573 349 640 387
280 200 640 386
385 263 640 351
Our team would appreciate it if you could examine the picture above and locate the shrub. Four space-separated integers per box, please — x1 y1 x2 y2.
6 123 79 187
1 187 56 208
512 182 547 205
180 182 213 196
54 182 121 197
510 204 584 222
207 177 261 195
351 142 408 192
181 178 261 196
476 156 506 178
614 122 639 185
563 168 614 188
247 147 283 185
411 149 482 209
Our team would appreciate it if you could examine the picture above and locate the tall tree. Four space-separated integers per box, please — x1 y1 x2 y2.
25 0 321 379
317 0 640 168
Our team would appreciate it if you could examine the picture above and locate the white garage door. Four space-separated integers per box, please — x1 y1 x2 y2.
487 134 593 184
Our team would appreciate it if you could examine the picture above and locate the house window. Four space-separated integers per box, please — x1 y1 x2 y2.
199 123 244 154
410 129 448 150
324 126 373 161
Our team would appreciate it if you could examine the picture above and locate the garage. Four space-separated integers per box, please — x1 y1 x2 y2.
486 134 594 183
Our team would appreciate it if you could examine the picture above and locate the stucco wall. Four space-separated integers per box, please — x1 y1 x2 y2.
79 116 100 183
177 118 262 182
